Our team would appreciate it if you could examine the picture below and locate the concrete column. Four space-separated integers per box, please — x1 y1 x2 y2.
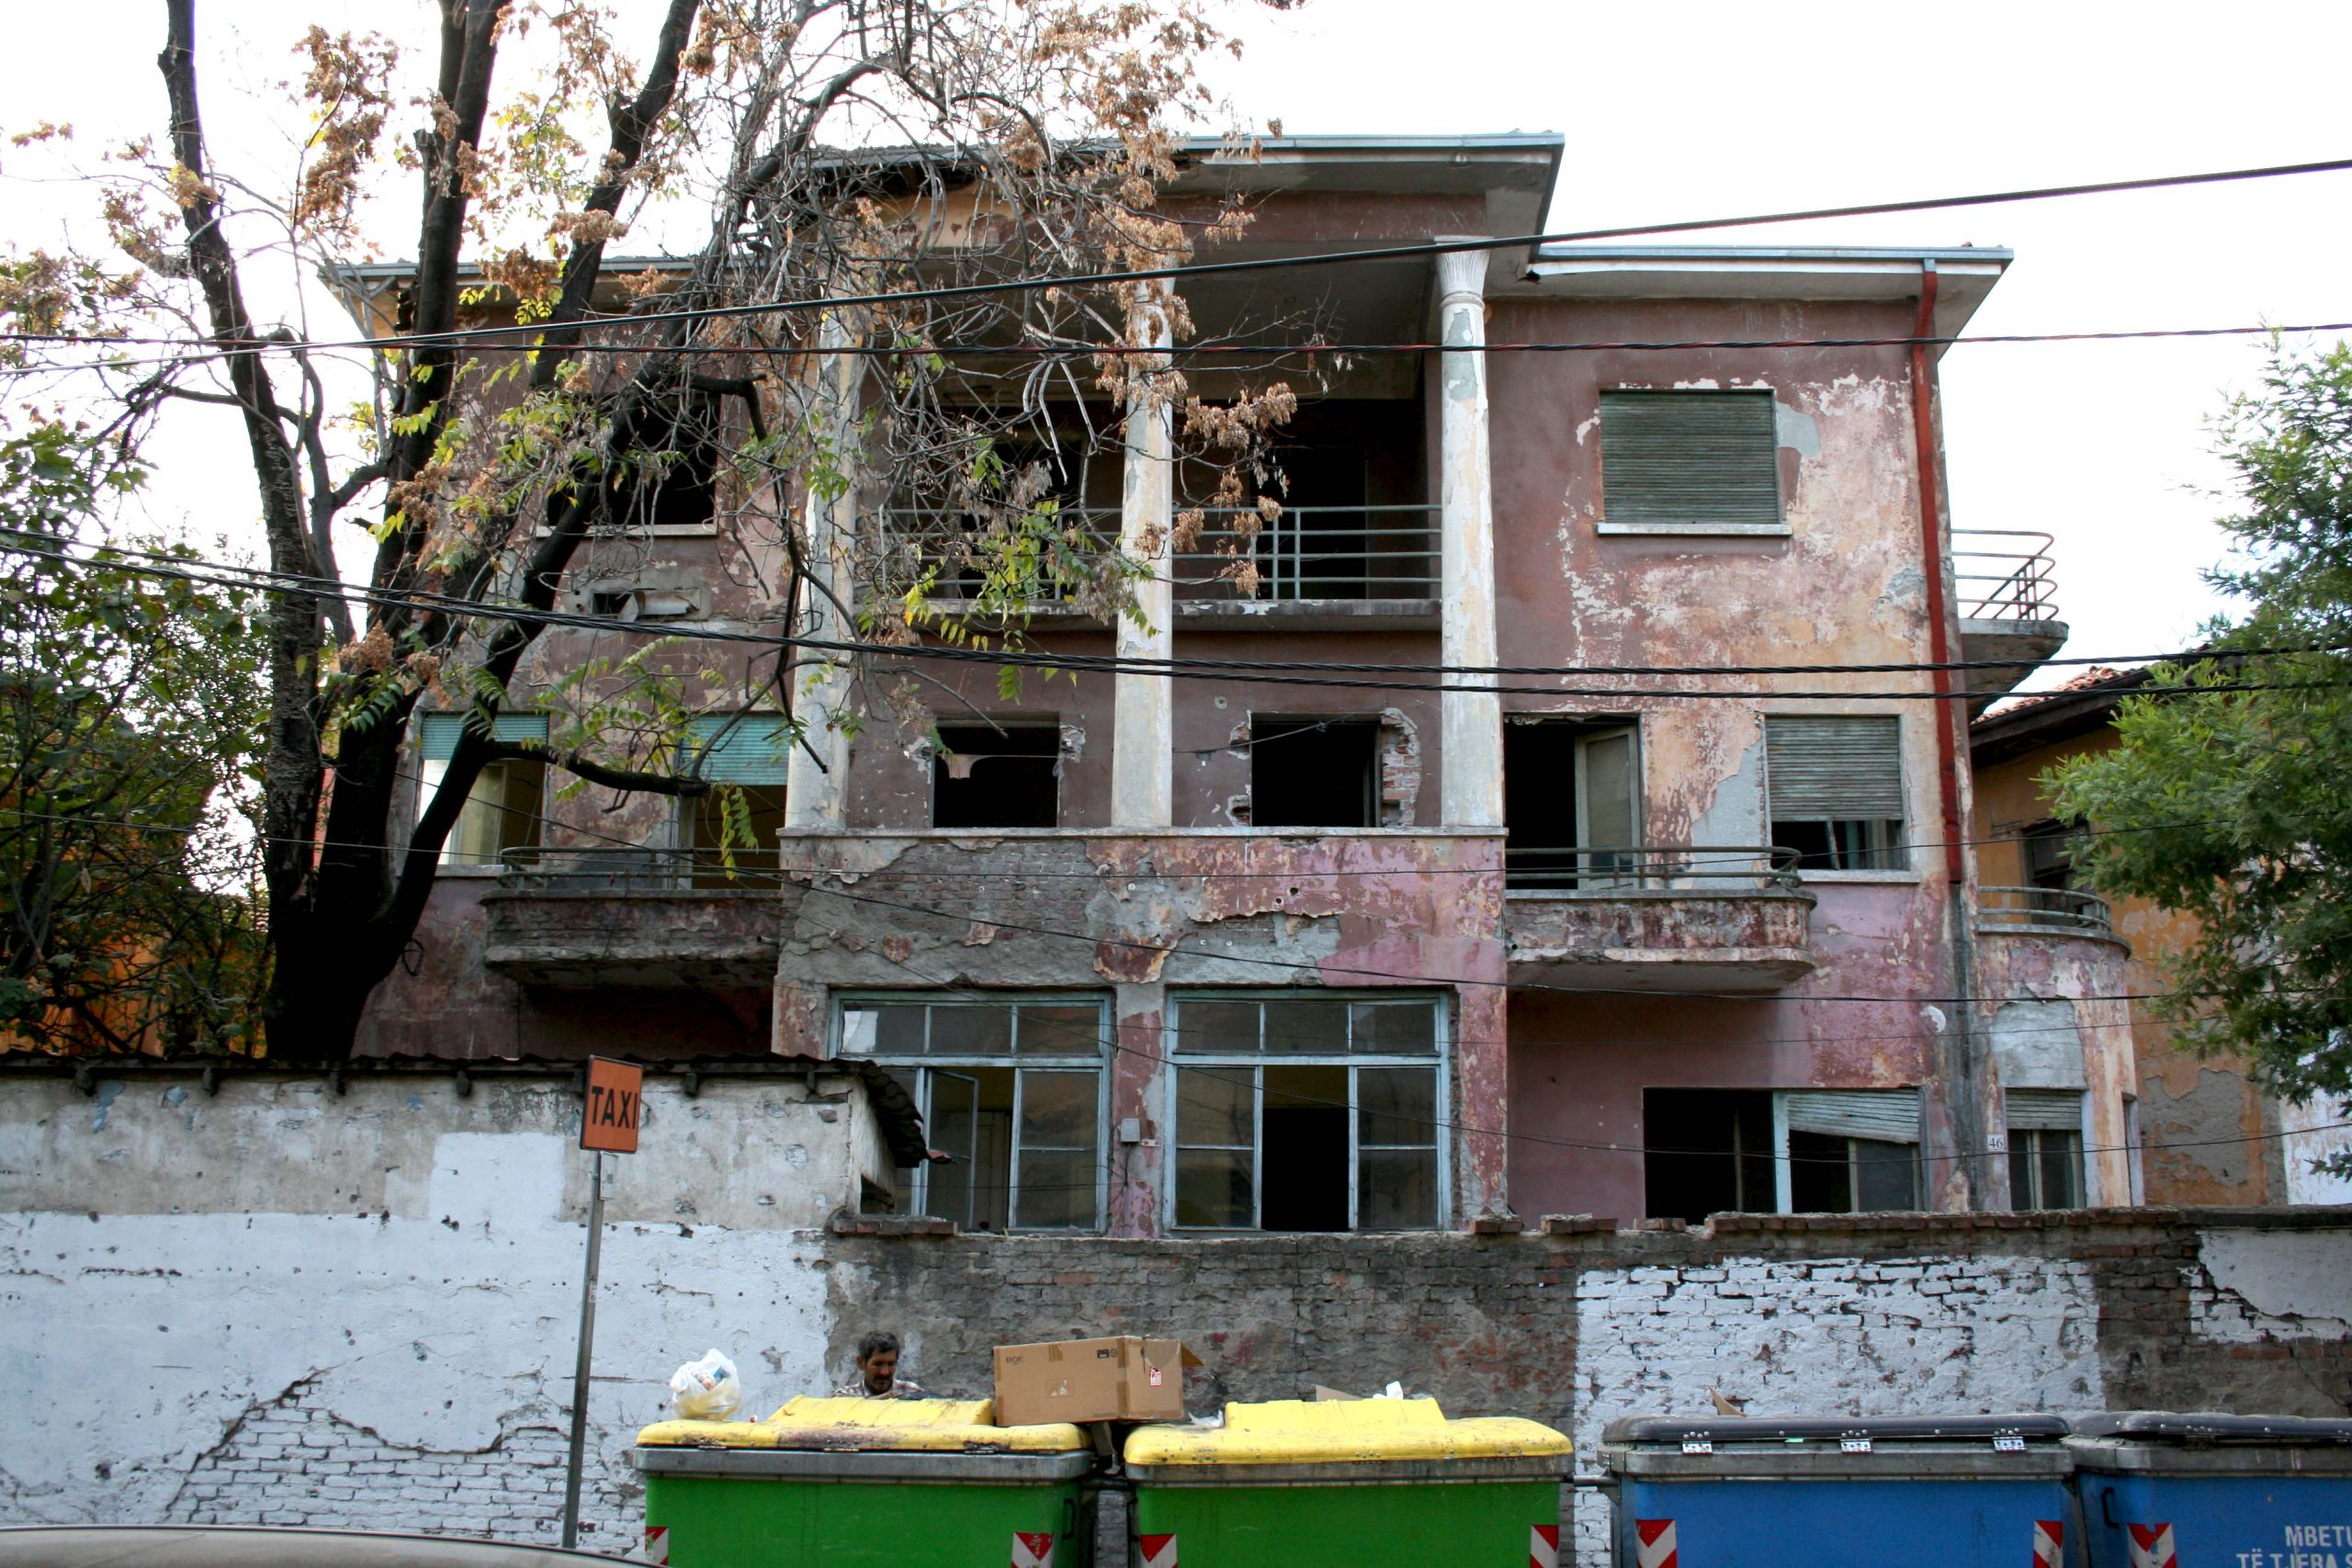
784 310 860 830
1112 284 1174 828
1434 243 1502 828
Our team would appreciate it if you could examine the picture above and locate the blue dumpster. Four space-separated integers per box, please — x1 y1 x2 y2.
2071 1413 2352 1568
1597 1416 2074 1568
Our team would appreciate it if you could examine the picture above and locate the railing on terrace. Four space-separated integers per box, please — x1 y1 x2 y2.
499 845 791 891
1953 529 2058 623
1978 885 2116 937
1505 844 1803 894
1174 504 1440 603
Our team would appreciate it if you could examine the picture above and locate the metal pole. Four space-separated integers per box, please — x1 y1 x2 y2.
560 1150 605 1549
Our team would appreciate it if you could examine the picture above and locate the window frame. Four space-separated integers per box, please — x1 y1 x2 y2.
1763 712 1914 878
1162 990 1451 1234
414 712 548 874
834 992 1111 1233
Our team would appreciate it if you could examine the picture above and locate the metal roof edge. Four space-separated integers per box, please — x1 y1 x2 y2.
1531 244 2012 268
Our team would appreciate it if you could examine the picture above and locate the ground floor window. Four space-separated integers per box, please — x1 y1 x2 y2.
1644 1087 1921 1222
2006 1089 2086 1209
1168 993 1446 1232
838 997 1106 1231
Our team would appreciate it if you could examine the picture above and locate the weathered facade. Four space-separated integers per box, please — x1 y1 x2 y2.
356 134 2154 1233
1971 669 2352 1206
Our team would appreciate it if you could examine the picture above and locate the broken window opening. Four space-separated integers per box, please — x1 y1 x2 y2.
416 713 548 869
1643 1089 1775 1224
1169 994 1444 1233
1250 716 1378 829
1765 715 1906 872
623 389 729 532
933 723 1060 829
839 997 1107 1232
1505 717 1642 889
1645 1086 1923 1220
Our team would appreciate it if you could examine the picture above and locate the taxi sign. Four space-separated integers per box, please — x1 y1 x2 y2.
581 1057 643 1153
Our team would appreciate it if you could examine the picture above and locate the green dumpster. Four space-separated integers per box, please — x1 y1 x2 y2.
634 1396 1095 1568
1124 1397 1572 1568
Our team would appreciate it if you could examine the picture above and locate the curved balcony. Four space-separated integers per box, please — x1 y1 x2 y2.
1954 529 2068 708
1977 885 2119 942
1504 845 1817 993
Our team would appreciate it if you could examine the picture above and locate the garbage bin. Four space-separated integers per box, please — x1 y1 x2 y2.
1596 1415 2073 1568
1123 1397 1572 1567
634 1396 1095 1568
2069 1412 2352 1568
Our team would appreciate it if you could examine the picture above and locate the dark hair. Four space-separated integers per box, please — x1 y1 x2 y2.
857 1331 901 1362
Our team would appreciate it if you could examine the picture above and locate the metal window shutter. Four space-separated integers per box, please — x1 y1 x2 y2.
1600 390 1781 526
685 715 792 784
1766 716 1904 819
2006 1089 2084 1132
1783 1089 1920 1144
417 712 548 761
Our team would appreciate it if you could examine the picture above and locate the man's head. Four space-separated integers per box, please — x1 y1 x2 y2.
854 1331 902 1395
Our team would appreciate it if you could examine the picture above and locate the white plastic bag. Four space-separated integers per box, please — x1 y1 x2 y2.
668 1348 742 1421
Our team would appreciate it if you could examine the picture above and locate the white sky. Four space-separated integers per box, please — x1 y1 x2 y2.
7 0 2352 678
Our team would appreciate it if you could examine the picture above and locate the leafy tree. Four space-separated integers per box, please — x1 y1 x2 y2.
2 0 1300 1059
2052 341 2352 1158
0 425 266 1053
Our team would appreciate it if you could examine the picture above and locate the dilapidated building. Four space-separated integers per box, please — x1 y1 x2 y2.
350 132 2141 1232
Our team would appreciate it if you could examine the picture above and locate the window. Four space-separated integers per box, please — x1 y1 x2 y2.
933 724 1059 829
839 998 1107 1231
1643 1090 1774 1224
1169 994 1444 1232
417 713 548 868
1599 389 1782 534
616 389 728 532
1250 717 1378 829
683 715 790 886
1505 718 1640 889
1785 1089 1921 1212
2007 1089 2085 1210
1766 716 1906 871
1643 1086 1921 1221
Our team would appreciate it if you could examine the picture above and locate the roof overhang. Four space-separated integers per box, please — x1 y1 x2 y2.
1517 245 2012 349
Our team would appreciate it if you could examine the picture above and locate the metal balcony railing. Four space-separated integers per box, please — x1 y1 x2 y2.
1174 504 1440 603
1953 529 2058 623
499 845 789 891
1505 843 1804 894
1978 885 2116 937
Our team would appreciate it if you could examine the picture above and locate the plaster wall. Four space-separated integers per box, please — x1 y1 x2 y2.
0 1071 887 1543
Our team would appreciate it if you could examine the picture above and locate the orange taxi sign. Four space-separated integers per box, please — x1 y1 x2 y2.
581 1057 643 1153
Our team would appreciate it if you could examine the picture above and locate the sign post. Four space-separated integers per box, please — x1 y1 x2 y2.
561 1057 643 1550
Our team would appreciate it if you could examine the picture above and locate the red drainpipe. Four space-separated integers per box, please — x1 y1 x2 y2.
1909 262 1966 888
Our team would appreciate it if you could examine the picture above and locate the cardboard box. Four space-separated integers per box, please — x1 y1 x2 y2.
992 1336 1202 1427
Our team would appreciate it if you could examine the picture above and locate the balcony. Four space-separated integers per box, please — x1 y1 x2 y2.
481 848 784 987
1174 504 1439 630
1954 530 2068 708
1503 845 1818 992
1977 886 2121 943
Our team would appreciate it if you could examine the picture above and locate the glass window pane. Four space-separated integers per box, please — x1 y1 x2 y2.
1175 1066 1252 1147
1350 1000 1437 1055
929 1005 1013 1055
1851 1137 1918 1212
2008 1142 2036 1209
1581 731 1636 851
841 1007 881 1056
1358 1067 1437 1147
1017 1005 1102 1056
1359 1148 1438 1229
1179 1000 1260 1055
1016 1148 1096 1230
1261 998 1349 1055
1174 1148 1252 1227
875 1006 925 1055
2041 1132 2083 1209
1019 1070 1098 1149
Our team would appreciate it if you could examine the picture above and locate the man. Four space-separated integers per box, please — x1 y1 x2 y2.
835 1331 926 1398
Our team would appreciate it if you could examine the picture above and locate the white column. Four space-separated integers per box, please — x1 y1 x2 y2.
1435 243 1502 827
785 310 859 830
1113 283 1175 828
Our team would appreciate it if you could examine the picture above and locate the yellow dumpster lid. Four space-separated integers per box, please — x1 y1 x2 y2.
1124 1397 1571 1466
637 1396 1088 1453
